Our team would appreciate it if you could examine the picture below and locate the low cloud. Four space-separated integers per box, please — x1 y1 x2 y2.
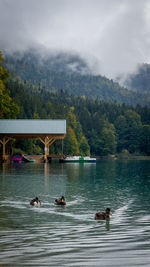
0 0 150 79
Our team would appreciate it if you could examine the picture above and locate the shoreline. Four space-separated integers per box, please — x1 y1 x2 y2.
96 155 150 161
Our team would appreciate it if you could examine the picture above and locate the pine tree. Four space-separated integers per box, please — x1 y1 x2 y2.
0 52 19 118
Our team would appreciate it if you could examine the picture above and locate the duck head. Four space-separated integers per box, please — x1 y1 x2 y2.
105 208 111 215
61 196 65 202
105 208 111 219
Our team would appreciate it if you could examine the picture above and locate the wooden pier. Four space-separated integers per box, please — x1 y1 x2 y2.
0 120 66 163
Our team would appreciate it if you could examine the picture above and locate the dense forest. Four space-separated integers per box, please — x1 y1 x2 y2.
1 51 150 157
125 63 150 93
5 51 150 107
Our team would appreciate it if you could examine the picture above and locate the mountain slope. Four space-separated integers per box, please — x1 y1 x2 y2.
4 50 150 106
125 63 150 93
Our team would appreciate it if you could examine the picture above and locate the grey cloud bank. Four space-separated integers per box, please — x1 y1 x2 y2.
0 0 150 79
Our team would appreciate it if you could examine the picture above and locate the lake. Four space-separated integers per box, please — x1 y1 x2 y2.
0 160 150 266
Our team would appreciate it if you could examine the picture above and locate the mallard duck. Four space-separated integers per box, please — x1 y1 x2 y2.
94 208 111 220
54 196 66 205
30 197 41 207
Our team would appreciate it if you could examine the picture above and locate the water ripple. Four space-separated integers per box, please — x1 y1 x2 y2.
0 161 150 266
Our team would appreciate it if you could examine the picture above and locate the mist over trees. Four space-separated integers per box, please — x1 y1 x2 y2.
125 63 150 93
5 51 150 107
1 51 150 156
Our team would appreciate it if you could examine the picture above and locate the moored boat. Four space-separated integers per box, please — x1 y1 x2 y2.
60 156 96 163
11 152 23 163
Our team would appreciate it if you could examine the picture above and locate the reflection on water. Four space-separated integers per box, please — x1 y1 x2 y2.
0 160 150 266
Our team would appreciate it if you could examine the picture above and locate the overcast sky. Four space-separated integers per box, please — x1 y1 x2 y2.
0 0 150 79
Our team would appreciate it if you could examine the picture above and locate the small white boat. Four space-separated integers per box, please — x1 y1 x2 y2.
61 156 96 163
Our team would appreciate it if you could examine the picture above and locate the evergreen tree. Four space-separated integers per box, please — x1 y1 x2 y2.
140 125 150 155
0 52 19 118
99 127 116 155
115 110 142 153
64 126 80 155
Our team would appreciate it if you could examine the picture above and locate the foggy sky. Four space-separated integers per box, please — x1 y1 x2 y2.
0 0 150 79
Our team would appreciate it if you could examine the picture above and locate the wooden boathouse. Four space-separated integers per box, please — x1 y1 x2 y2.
0 119 66 162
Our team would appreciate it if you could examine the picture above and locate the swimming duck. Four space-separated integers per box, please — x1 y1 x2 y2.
94 208 111 220
30 197 41 207
54 196 66 205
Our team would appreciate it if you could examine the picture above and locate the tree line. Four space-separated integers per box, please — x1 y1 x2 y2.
0 51 150 156
5 51 150 107
7 79 150 157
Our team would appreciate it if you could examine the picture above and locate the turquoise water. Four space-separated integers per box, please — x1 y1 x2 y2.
0 160 150 266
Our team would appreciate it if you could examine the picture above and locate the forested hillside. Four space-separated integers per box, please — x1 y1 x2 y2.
125 63 150 93
4 51 150 107
6 78 150 156
1 51 150 157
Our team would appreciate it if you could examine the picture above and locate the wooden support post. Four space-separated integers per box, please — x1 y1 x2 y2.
39 136 57 162
3 138 5 162
0 137 12 162
44 137 48 162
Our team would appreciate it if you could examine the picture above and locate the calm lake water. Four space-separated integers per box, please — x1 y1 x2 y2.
0 160 150 266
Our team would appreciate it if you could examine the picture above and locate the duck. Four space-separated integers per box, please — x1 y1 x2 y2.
54 196 66 206
94 208 111 220
30 197 41 207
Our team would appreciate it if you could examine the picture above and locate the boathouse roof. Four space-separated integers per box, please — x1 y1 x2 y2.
0 119 66 135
